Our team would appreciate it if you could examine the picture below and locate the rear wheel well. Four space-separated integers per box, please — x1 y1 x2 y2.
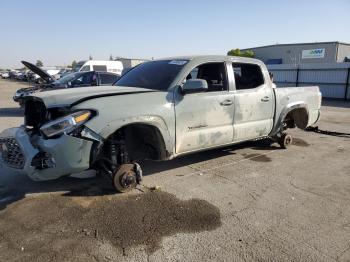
284 107 309 129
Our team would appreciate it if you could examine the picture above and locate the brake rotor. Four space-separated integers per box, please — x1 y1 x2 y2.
112 164 137 193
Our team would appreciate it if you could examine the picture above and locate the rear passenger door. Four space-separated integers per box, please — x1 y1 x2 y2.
231 62 274 141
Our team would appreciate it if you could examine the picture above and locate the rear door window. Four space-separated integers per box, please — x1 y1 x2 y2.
232 63 264 90
99 73 119 85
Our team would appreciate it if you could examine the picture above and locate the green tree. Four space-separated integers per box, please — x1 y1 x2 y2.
227 48 241 56
227 49 255 58
71 60 77 68
109 54 114 61
243 50 255 58
36 60 43 67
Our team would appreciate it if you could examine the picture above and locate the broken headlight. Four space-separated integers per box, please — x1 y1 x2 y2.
40 110 92 138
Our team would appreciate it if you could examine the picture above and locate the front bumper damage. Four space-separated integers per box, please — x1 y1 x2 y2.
0 127 93 181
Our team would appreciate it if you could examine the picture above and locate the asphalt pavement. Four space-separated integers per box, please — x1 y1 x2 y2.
0 79 349 262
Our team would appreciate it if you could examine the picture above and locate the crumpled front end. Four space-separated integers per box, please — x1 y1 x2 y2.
0 127 93 181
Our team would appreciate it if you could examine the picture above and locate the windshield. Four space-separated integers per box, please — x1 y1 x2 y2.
115 60 188 90
53 72 85 85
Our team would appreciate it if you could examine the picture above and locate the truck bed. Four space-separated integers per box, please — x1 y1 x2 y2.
272 86 322 135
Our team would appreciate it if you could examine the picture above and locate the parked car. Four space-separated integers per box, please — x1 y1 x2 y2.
9 70 21 79
16 71 28 81
13 61 120 106
75 60 123 75
0 56 321 192
56 68 72 79
0 71 10 78
29 68 61 83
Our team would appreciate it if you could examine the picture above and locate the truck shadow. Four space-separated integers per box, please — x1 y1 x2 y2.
0 139 279 210
141 139 279 175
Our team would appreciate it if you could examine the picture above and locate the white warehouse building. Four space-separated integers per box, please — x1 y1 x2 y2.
241 41 350 65
241 42 350 100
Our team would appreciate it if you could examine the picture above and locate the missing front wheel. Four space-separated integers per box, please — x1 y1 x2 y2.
112 163 143 193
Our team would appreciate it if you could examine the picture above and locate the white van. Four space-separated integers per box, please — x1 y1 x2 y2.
78 60 123 76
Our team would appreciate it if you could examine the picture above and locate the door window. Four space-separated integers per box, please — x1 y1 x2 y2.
99 73 119 85
186 62 227 92
80 65 90 72
232 63 264 90
71 72 94 86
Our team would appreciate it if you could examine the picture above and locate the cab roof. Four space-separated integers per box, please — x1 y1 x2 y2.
156 55 263 64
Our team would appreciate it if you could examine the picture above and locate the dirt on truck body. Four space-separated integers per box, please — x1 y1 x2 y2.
0 55 321 192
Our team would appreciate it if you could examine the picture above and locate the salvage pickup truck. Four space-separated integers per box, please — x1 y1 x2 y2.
0 56 322 192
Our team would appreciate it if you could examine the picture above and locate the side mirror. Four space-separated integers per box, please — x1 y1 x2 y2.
182 79 208 94
67 81 73 88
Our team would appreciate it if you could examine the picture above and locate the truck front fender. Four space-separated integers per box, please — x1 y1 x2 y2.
96 115 175 157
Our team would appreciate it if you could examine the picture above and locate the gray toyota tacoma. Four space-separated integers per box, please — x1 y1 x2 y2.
0 56 321 192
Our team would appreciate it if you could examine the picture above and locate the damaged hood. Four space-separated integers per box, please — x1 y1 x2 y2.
28 86 156 108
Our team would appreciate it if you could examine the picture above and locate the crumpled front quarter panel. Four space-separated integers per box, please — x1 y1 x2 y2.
34 135 93 180
0 128 93 181
72 91 176 155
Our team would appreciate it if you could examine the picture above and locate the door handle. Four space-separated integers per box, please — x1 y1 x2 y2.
261 96 270 102
220 99 233 106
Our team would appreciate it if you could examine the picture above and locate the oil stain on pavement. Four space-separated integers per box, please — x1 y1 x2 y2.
0 191 221 260
292 138 310 147
243 153 272 162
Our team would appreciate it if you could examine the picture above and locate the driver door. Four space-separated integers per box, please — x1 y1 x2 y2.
175 62 235 154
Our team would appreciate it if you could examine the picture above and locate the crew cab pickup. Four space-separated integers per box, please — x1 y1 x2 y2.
0 56 321 192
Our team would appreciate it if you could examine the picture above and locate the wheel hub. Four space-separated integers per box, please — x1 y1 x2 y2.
120 170 136 188
112 163 142 193
285 136 292 145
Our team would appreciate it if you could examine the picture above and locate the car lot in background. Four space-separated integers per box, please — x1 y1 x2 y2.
0 71 10 78
0 78 349 261
12 61 120 106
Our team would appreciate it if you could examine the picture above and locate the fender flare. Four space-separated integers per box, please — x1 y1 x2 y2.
98 115 174 157
270 102 309 136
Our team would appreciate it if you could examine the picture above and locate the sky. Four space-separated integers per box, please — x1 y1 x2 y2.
1 0 349 68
